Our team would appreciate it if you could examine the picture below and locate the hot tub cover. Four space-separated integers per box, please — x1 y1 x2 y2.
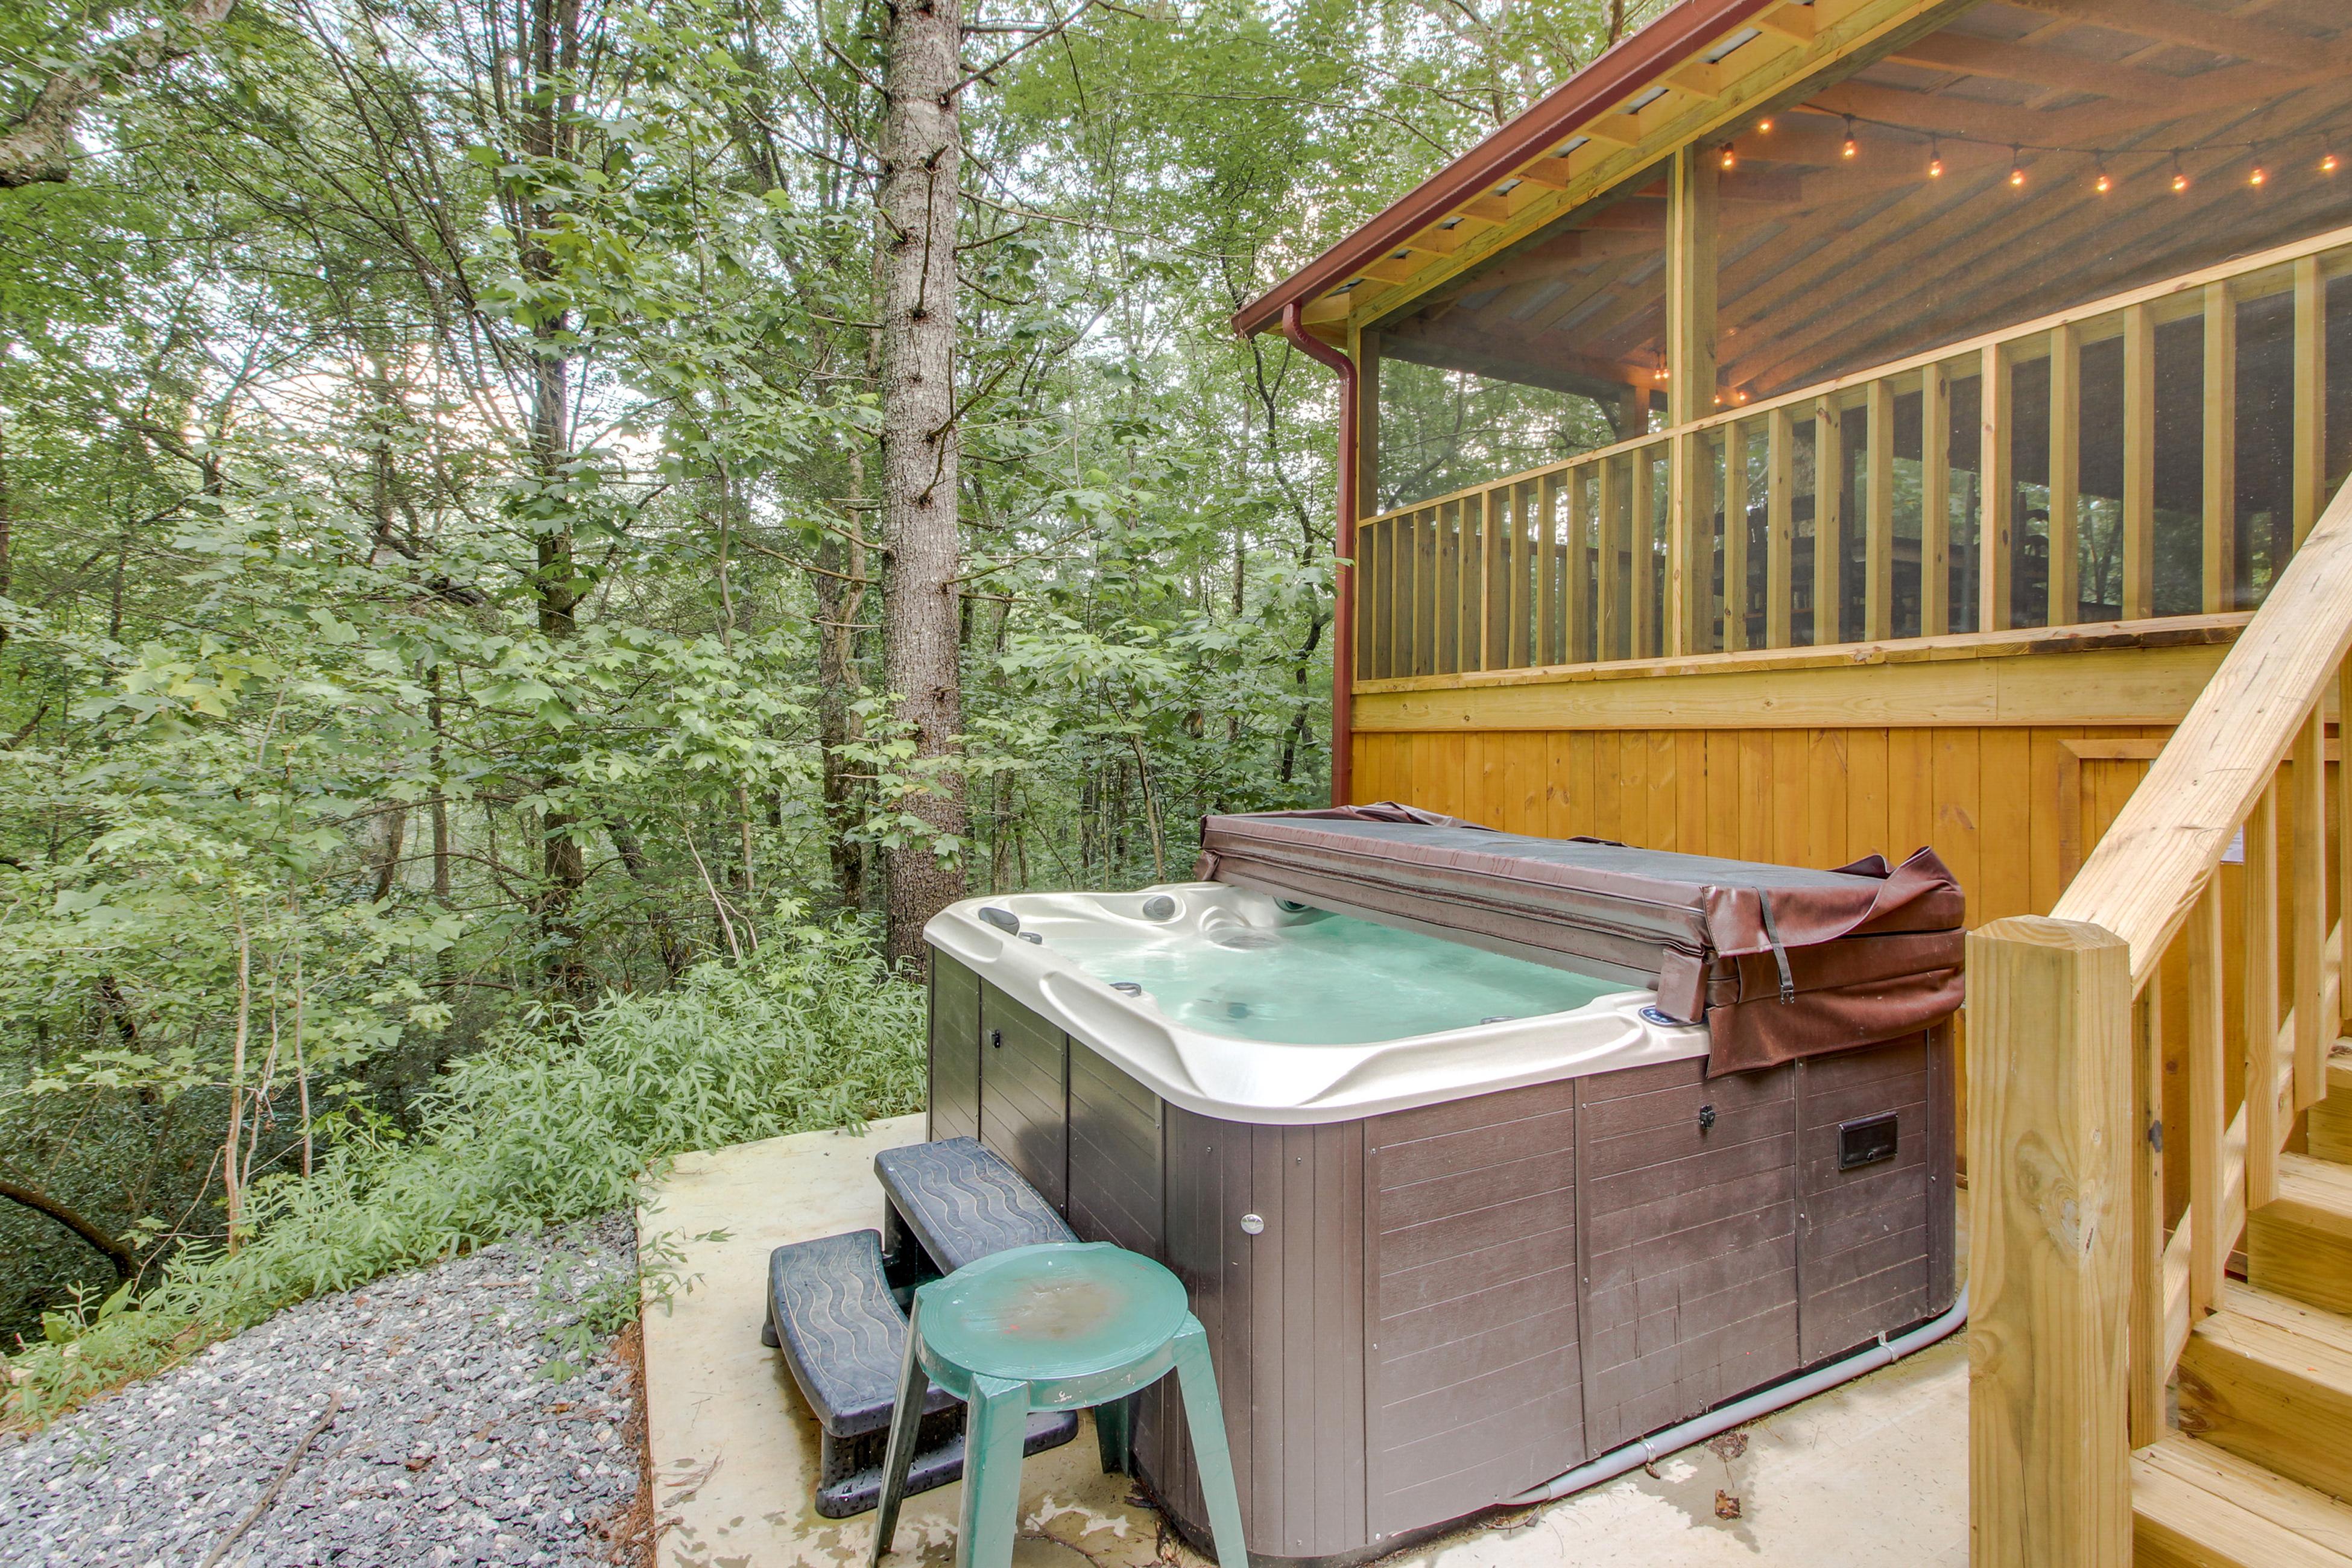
1195 803 1963 1075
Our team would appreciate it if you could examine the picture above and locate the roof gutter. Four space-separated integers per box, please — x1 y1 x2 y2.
1231 0 1780 338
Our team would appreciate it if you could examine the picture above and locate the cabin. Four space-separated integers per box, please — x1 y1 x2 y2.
1236 2 2352 1564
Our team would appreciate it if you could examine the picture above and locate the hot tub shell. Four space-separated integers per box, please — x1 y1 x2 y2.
924 887 1956 1565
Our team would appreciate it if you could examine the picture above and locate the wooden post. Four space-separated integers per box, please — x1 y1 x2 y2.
1923 362 1952 637
2129 984 2164 1449
1724 423 1751 653
2246 782 2281 1210
1865 378 1895 640
1666 429 1712 655
2123 304 2155 621
1967 915 2133 1568
1767 405 1794 648
1813 396 1844 646
2202 284 2236 613
2295 256 2327 548
1666 145 1719 425
1981 343 2013 633
1357 330 1382 520
2293 707 2325 1109
2049 324 2080 627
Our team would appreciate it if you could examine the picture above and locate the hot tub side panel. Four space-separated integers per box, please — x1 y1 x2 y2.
1795 1029 1958 1363
928 955 982 1143
1133 1108 1371 1566
1574 1058 1802 1455
977 978 1068 1210
1362 1078 1582 1543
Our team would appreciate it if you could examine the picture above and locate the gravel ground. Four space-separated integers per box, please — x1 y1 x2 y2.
0 1214 645 1568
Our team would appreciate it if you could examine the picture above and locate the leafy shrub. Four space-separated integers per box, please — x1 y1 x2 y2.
2 918 923 1426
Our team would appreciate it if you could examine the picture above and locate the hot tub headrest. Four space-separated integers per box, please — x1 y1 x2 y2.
1195 805 1964 1075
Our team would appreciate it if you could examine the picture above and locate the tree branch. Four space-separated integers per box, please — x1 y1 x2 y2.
0 1174 136 1280
0 0 239 187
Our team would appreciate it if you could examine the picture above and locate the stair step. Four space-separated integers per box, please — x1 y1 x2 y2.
2251 1155 2352 1314
2312 1042 2352 1163
2178 1285 2352 1505
2135 1435 2352 1566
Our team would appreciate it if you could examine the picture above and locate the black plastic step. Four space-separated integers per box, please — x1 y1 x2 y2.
874 1136 1076 1275
815 1408 1080 1519
765 1230 957 1438
762 1226 1078 1518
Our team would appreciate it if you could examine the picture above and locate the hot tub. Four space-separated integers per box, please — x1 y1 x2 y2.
924 879 1956 1566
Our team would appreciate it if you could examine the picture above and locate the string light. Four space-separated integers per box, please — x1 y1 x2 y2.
1926 136 1943 179
1842 115 1859 160
2172 151 2189 193
2093 156 2112 195
2009 146 2026 188
1757 117 1773 133
2249 160 2268 187
1719 143 1737 171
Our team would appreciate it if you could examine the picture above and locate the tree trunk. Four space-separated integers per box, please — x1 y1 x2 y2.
877 0 966 966
813 517 868 912
519 0 592 1001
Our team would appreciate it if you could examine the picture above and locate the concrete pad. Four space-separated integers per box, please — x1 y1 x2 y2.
639 1116 1965 1568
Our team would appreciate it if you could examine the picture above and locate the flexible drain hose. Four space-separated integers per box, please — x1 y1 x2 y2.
1504 1285 1970 1508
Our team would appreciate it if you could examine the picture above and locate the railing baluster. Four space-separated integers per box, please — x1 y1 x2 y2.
1598 457 1624 662
1393 510 1417 678
2294 705 2327 1108
2204 282 2237 615
1633 446 1658 659
2188 879 2226 1319
1461 490 1487 672
2130 983 2166 1448
1515 480 1536 668
2342 657 2352 1032
2123 303 2156 621
1430 503 1449 677
1368 519 1391 679
1537 475 1560 666
1415 508 1438 677
1565 468 1590 665
1865 379 1895 641
2247 779 2283 1209
1981 341 2013 633
1813 396 1843 646
1766 408 1794 649
2049 323 2080 628
2296 254 2327 548
1724 423 1750 653
1922 362 1951 637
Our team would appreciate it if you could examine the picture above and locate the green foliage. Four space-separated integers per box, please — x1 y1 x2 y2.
2 920 920 1425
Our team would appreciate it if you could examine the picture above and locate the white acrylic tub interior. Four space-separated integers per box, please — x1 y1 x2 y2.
923 883 1706 1125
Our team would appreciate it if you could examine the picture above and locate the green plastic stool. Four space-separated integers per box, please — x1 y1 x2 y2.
867 1241 1249 1568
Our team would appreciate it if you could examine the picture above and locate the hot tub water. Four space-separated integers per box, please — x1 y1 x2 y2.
1045 908 1620 1046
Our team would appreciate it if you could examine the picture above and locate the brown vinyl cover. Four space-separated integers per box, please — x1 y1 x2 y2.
1193 803 1964 1075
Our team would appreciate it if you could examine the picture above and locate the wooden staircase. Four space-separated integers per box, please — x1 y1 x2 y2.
2132 1052 2352 1565
1968 472 2352 1567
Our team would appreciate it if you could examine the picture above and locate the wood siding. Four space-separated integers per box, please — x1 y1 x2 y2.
1364 1079 1581 1540
1067 1040 1164 1257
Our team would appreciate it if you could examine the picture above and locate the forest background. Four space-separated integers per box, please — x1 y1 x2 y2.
0 0 1658 1394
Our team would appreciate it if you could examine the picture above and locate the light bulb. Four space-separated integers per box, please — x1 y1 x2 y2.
1719 145 1736 171
1757 117 1773 133
2249 164 2268 187
1841 116 1858 160
2094 169 2112 194
2009 163 2026 188
1927 155 1943 179
2325 153 2342 174
2173 170 2189 192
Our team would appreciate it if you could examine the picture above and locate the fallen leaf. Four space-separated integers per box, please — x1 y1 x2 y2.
1715 1490 1742 1520
1708 1430 1749 1462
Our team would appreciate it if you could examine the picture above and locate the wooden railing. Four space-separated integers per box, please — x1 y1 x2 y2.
1967 468 2352 1564
1353 221 2352 684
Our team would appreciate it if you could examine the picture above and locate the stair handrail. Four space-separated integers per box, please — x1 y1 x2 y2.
1970 467 2352 1568
2054 475 2352 983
